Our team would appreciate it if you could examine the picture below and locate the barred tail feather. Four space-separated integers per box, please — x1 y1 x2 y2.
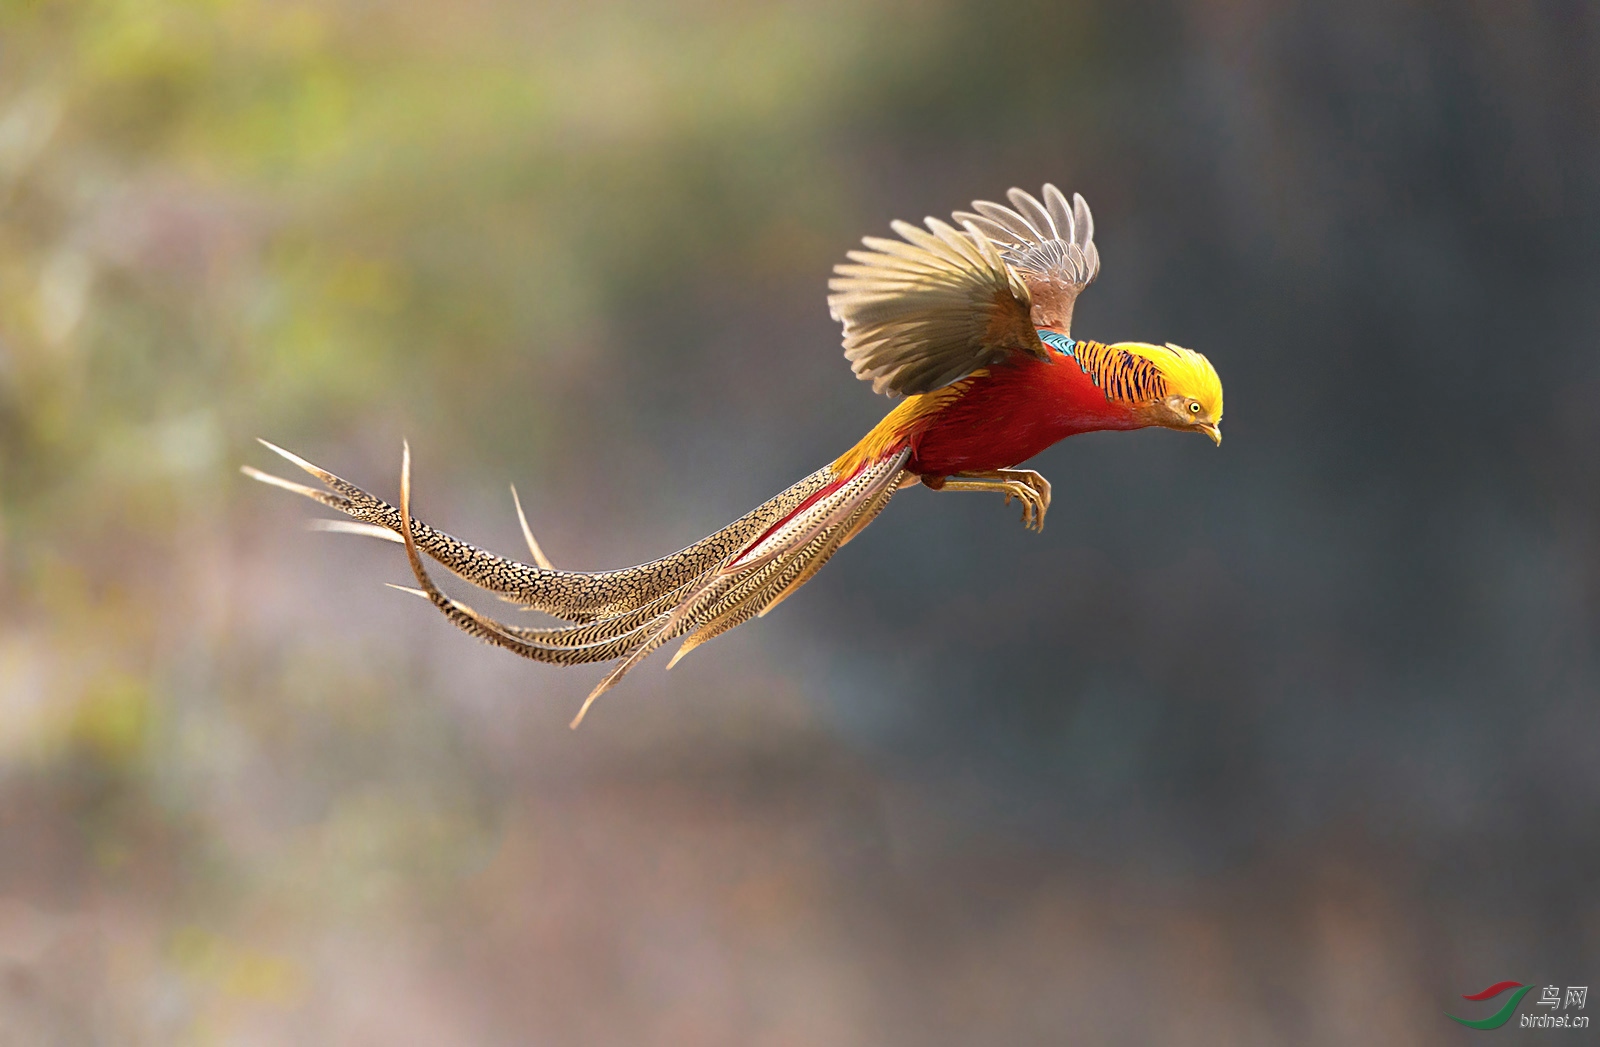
566 449 911 726
667 470 901 666
250 438 912 727
244 439 835 622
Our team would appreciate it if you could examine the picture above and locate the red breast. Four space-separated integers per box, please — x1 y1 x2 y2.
906 354 1140 476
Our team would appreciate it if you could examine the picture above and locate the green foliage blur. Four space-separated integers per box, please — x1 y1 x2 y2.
1 2 945 740
0 0 977 1036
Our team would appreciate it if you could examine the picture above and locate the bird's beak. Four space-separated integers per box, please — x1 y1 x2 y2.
1198 423 1221 446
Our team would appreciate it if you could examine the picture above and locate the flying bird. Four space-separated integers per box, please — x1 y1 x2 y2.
246 184 1224 726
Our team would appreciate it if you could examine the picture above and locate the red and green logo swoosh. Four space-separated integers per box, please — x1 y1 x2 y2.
1447 981 1533 1030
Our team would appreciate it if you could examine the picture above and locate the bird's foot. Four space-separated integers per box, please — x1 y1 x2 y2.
928 469 1053 532
1001 469 1051 531
1000 481 1048 532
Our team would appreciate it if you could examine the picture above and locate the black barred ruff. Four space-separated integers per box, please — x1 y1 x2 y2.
1070 340 1169 405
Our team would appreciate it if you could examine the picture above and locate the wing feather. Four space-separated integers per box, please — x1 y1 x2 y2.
954 183 1100 334
829 213 1046 397
969 200 1042 243
1005 188 1056 241
1043 183 1076 242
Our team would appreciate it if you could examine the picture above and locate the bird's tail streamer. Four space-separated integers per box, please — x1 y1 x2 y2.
245 441 912 726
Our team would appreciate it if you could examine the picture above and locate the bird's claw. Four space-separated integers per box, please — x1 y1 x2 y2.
1002 480 1047 531
1006 471 1050 532
933 469 1052 533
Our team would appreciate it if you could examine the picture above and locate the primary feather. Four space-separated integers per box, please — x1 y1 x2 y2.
955 184 1099 333
829 216 1046 396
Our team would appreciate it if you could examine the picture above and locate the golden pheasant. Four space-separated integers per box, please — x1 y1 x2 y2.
246 184 1223 726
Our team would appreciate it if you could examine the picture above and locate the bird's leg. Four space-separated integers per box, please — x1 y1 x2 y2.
924 469 1052 531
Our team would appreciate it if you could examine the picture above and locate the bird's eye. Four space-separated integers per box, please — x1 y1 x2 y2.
1188 401 1201 414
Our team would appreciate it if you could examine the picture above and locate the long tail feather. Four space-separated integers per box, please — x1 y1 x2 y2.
668 533 832 668
668 459 901 666
249 438 911 727
571 449 911 724
391 442 600 659
310 519 404 542
245 438 835 622
508 484 555 569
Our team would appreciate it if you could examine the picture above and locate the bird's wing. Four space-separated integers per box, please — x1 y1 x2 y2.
828 215 1048 397
953 184 1099 335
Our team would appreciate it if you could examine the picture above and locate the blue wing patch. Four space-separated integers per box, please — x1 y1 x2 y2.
1037 330 1077 357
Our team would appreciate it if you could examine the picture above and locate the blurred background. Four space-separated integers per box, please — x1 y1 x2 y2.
1 0 1597 1042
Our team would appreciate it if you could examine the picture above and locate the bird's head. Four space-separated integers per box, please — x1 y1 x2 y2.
1118 342 1224 445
